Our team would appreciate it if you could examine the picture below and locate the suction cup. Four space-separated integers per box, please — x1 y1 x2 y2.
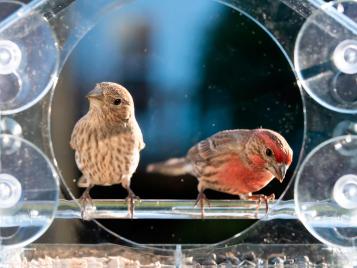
295 135 357 248
295 0 357 114
0 0 59 115
0 134 59 250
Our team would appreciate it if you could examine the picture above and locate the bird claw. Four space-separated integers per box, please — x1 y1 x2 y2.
194 192 210 219
246 193 275 216
79 190 95 220
126 191 140 219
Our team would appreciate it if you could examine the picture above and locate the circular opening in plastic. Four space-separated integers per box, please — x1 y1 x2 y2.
0 134 59 250
294 0 357 114
0 0 59 115
51 0 303 245
295 135 357 248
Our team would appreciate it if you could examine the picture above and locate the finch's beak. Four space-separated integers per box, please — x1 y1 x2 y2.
86 87 103 101
274 163 288 183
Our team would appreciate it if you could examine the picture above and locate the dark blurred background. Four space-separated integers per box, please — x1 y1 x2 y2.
51 0 303 244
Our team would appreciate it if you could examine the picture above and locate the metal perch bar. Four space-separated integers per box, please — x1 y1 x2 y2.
2 199 353 228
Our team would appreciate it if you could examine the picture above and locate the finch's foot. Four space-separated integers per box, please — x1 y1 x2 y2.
194 192 210 219
79 187 95 220
126 189 140 219
245 193 275 215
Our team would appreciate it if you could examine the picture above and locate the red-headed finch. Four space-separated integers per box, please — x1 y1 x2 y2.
70 82 145 218
147 129 292 216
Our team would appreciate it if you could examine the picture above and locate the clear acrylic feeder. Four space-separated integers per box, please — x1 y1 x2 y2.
0 0 357 266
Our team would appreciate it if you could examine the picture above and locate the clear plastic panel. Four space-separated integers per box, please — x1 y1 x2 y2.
0 0 357 262
0 134 59 250
0 0 59 115
295 0 357 113
295 135 357 248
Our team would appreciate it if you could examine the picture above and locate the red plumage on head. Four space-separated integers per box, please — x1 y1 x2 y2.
255 129 293 165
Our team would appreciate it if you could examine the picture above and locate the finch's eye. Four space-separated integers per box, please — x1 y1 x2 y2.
266 148 273 157
113 99 121 105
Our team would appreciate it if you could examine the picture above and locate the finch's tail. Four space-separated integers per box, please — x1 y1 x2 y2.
146 157 192 176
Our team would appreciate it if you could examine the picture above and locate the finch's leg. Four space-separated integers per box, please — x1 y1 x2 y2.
125 187 140 219
194 183 210 218
79 185 94 219
241 193 275 215
122 179 139 219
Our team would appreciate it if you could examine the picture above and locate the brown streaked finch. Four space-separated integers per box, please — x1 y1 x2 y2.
147 128 292 217
70 82 145 218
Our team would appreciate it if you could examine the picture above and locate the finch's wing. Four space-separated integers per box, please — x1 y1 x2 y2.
139 140 146 150
70 132 77 150
77 175 90 188
70 128 78 150
139 131 145 150
75 151 83 171
133 120 145 150
138 130 145 150
187 129 248 162
70 119 84 150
